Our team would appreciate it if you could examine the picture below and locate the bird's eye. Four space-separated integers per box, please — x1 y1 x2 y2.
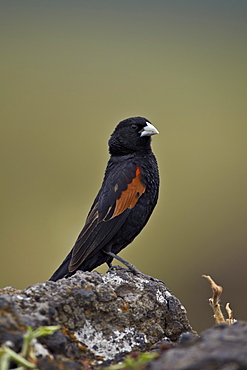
131 124 138 130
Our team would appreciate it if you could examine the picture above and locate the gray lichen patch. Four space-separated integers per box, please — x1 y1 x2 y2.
75 320 147 360
156 289 167 304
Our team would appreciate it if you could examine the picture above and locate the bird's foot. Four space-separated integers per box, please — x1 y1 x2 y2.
104 251 164 284
107 265 127 272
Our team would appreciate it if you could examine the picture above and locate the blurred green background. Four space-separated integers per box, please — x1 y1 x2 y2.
1 0 247 333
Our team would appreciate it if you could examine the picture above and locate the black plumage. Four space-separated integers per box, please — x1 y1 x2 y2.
49 117 159 281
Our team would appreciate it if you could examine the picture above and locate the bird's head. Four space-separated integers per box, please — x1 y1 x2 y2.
109 117 159 156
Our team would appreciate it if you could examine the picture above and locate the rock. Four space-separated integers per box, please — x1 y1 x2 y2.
0 268 192 369
147 321 247 370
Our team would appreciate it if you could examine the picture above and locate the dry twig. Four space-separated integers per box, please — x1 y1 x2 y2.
202 275 236 325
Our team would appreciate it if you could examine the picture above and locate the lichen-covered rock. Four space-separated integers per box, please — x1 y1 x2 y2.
0 268 192 369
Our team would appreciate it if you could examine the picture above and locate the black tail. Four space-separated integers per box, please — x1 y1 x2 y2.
49 251 72 281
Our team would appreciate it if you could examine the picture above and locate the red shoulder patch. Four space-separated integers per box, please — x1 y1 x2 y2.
111 165 146 218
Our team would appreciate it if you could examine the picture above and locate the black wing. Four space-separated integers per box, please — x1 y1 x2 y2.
68 163 146 273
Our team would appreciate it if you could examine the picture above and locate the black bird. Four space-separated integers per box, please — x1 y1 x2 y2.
49 117 159 281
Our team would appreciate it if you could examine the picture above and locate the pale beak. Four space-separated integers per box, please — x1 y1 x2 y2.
140 121 159 137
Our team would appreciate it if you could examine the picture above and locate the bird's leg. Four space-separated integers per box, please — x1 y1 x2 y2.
105 251 142 274
107 261 113 268
104 245 114 269
106 257 128 273
104 251 163 283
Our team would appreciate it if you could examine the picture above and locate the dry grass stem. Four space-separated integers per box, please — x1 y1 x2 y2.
202 275 236 325
202 275 225 324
